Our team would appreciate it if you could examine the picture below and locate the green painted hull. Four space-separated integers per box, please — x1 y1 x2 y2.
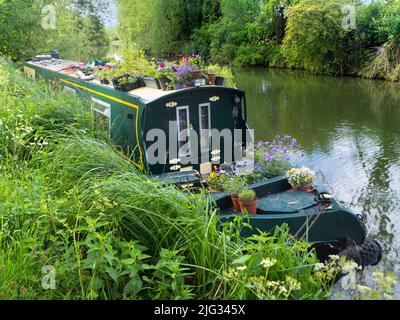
214 177 366 245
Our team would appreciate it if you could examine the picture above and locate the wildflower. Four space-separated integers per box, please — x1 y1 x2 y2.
329 255 341 261
261 258 277 268
286 276 301 291
236 265 247 272
313 263 325 271
342 261 361 274
265 281 280 288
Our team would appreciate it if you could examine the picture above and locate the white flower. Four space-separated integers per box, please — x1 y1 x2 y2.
342 261 361 274
236 266 247 272
261 258 277 269
314 263 325 271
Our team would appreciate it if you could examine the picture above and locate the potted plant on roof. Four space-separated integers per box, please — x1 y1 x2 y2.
215 65 236 87
95 66 114 85
285 167 316 192
238 189 258 215
203 64 220 85
171 61 194 90
113 73 143 92
142 59 162 90
156 63 174 91
181 54 203 79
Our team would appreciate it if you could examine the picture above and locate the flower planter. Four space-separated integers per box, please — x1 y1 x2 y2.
143 76 161 90
239 198 259 215
192 70 203 79
112 74 143 92
293 184 315 193
231 196 241 212
158 77 171 91
215 76 226 86
205 73 217 85
174 83 185 90
174 81 194 90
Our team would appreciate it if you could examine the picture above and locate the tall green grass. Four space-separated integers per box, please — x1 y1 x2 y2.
0 58 331 300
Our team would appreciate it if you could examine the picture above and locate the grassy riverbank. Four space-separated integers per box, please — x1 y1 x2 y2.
0 59 335 300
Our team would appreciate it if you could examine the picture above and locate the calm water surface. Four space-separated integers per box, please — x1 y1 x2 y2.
236 68 400 297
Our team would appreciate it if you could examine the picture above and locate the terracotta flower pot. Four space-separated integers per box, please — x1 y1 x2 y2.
231 196 241 212
239 198 259 215
192 70 203 79
293 184 314 193
205 73 217 85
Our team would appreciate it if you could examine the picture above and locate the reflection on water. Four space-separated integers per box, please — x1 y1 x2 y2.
236 68 400 296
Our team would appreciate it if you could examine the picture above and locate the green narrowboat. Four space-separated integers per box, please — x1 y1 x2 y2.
24 56 382 266
23 58 250 182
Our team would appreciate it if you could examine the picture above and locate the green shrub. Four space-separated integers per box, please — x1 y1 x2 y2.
238 189 256 203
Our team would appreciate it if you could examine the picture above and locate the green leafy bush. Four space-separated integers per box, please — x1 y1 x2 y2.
238 189 256 203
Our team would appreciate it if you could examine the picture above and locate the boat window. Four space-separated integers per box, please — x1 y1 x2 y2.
63 86 76 95
91 98 111 135
176 106 191 157
199 103 211 152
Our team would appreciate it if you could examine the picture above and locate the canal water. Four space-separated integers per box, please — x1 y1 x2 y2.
236 68 400 298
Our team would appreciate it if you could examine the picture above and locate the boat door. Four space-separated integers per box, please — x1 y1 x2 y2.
174 102 212 173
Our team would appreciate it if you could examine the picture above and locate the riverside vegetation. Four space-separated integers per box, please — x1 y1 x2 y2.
0 59 397 300
117 0 400 81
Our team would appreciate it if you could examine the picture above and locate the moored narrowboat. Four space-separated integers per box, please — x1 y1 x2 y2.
23 54 382 267
23 57 250 183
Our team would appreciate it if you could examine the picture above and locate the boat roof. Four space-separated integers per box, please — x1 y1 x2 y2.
26 58 243 104
26 59 178 102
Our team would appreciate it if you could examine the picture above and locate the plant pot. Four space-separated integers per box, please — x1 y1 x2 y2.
239 198 259 215
215 76 225 86
184 80 195 88
231 196 241 212
112 74 143 92
192 70 203 79
205 73 217 85
174 83 185 90
143 76 161 90
293 184 315 193
158 77 171 91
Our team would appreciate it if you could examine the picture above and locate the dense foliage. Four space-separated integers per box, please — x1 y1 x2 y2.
117 0 400 80
0 58 341 300
0 0 109 61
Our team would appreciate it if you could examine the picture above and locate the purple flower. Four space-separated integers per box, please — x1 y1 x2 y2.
174 61 190 79
254 162 266 173
285 155 291 161
290 138 298 147
264 153 274 162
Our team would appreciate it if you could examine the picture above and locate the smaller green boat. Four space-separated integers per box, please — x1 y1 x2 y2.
213 176 382 266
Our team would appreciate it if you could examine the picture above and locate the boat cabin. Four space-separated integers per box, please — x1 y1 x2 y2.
23 58 250 180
